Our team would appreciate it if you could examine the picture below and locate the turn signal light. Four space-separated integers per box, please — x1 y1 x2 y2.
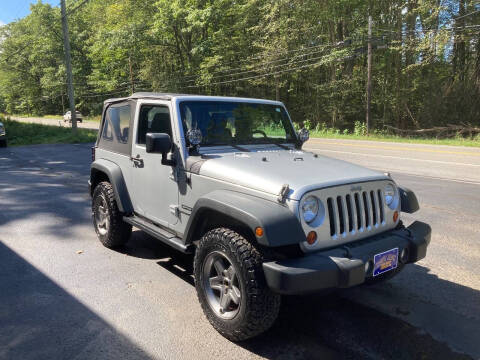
255 227 264 237
393 211 399 222
306 231 317 245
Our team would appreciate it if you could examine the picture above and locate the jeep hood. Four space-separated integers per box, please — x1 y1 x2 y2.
195 148 389 200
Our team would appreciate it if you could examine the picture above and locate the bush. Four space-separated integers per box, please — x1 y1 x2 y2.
354 121 366 136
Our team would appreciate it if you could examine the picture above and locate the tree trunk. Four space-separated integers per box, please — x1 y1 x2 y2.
405 0 417 67
453 0 466 82
395 4 403 128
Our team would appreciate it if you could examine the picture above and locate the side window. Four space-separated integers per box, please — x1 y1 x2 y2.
102 115 113 141
98 103 132 155
108 105 131 143
137 105 172 145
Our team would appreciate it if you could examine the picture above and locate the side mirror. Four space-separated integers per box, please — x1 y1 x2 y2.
146 133 175 166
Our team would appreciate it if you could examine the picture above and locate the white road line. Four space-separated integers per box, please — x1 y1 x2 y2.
307 139 480 156
368 168 480 185
304 147 480 167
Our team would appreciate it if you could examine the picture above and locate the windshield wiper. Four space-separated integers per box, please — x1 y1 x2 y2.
231 144 250 152
274 143 291 150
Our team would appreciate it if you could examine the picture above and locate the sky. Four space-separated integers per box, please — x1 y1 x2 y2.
0 0 58 25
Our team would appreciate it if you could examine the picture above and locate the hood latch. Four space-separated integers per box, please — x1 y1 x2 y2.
277 184 290 203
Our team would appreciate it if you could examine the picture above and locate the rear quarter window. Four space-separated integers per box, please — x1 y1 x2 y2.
98 102 134 155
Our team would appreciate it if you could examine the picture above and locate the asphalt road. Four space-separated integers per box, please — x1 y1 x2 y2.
0 140 479 360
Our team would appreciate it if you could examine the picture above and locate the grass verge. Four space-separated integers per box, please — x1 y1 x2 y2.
0 117 97 146
307 131 480 147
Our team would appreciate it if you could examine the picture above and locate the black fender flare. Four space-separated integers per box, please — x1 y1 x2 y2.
399 186 419 213
183 190 305 247
90 159 133 214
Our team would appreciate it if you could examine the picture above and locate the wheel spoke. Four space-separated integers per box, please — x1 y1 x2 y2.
213 259 226 275
229 286 241 305
101 207 108 217
209 275 223 291
226 265 235 281
220 288 231 310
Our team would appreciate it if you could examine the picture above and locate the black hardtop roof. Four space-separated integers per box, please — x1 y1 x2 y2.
103 92 284 106
104 92 189 104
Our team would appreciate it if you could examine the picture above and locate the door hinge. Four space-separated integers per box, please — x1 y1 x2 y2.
169 205 180 217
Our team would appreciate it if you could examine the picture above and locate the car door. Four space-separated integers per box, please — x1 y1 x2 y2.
129 101 179 228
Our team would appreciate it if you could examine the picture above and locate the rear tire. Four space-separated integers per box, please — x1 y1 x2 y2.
194 228 281 341
92 181 131 248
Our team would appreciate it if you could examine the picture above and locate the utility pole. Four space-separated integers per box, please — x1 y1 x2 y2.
60 0 77 133
366 15 373 136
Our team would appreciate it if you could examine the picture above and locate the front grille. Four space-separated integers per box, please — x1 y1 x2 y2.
327 189 385 238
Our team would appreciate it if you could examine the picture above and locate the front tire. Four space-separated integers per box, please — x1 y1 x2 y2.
92 181 131 248
0 139 7 147
194 228 281 341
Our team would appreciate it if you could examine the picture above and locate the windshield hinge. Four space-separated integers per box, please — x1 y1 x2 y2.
169 205 180 218
277 184 290 203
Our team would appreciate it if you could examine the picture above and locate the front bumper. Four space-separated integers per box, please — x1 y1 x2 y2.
263 221 431 295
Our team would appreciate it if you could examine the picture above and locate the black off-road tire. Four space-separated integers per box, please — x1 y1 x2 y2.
92 181 132 248
194 228 281 341
0 139 7 148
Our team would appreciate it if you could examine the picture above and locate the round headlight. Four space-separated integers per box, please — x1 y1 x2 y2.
302 196 319 223
384 184 396 206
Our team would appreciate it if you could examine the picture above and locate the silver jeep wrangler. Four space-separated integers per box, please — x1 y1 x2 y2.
89 92 431 341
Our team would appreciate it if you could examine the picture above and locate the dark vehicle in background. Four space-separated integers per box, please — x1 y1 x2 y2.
63 110 83 123
0 121 7 147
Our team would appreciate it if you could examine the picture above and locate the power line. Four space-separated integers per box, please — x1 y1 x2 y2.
183 45 335 84
181 40 352 84
61 0 90 18
180 42 337 81
69 0 90 14
454 8 480 21
376 24 480 35
185 46 363 88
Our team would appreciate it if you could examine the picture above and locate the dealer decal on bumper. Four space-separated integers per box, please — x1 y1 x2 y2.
373 248 399 276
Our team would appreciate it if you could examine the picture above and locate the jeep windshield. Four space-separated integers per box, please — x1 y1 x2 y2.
179 101 296 146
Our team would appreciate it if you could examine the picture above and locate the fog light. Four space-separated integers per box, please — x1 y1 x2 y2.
306 231 317 245
393 211 399 222
255 227 264 237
